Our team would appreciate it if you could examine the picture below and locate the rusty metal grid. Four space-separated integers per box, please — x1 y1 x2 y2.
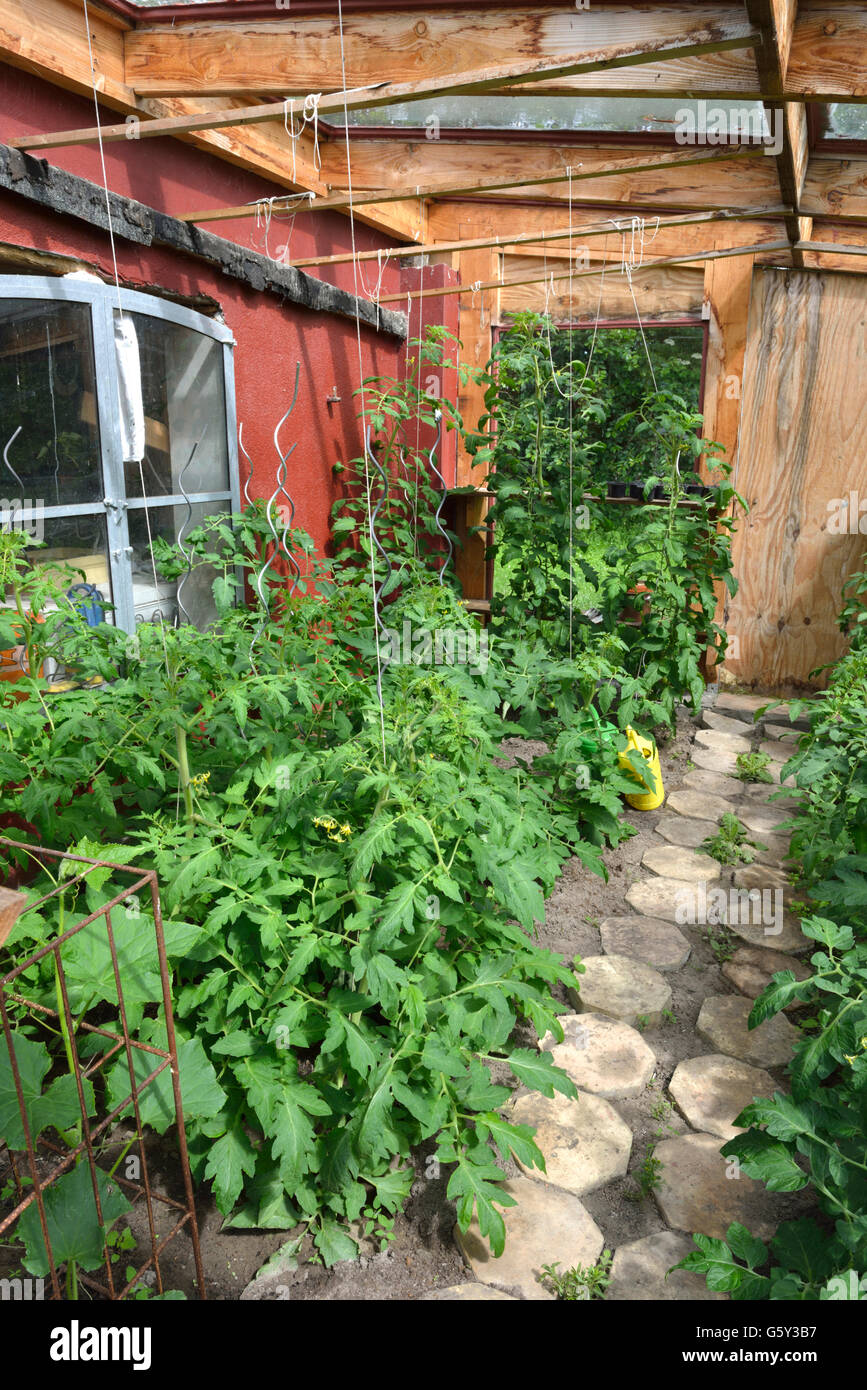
0 837 206 1300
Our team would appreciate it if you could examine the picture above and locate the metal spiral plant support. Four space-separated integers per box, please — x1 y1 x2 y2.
175 433 204 627
239 422 255 509
250 363 301 663
3 426 24 495
426 409 452 586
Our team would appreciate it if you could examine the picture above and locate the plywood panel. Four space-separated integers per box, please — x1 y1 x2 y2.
500 260 704 319
723 267 867 691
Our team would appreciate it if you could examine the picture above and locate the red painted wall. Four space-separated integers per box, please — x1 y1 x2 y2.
0 64 458 560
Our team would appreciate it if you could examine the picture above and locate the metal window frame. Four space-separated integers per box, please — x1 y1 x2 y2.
0 276 240 632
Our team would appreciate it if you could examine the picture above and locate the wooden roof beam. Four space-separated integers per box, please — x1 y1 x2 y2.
745 0 812 265
181 148 771 227
10 26 763 152
289 204 790 269
0 0 417 240
122 4 867 102
378 239 793 303
320 137 782 213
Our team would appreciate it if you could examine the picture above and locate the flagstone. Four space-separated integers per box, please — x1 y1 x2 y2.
625 876 704 926
695 728 753 755
696 995 799 1067
607 1231 727 1301
454 1176 604 1300
539 1012 657 1098
642 843 721 882
653 1133 796 1241
510 1089 633 1197
668 1054 777 1141
666 788 739 822
722 944 813 1009
599 916 691 972
569 953 672 1028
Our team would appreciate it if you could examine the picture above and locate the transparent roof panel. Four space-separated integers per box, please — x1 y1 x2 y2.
824 103 867 140
334 95 768 135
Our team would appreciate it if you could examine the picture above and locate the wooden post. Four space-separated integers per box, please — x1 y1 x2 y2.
453 231 500 610
702 245 755 682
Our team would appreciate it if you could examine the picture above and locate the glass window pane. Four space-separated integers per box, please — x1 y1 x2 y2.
0 299 102 507
18 512 113 612
824 103 867 141
128 502 232 631
119 312 230 500
335 95 769 135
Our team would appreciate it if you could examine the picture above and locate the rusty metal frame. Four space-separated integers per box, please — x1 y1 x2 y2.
0 837 206 1301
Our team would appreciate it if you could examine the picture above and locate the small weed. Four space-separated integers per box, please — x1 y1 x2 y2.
734 751 774 784
651 1098 672 1122
635 1014 649 1031
705 920 737 964
661 1008 677 1025
700 812 767 866
541 1250 612 1300
625 1146 663 1202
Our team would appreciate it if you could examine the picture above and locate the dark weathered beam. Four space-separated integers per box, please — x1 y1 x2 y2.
745 0 812 264
0 143 407 337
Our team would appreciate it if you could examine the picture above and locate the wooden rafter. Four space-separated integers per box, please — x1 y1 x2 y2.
9 27 762 151
180 148 771 226
290 205 790 269
0 0 415 240
320 137 783 215
378 240 793 303
121 4 867 102
744 0 812 263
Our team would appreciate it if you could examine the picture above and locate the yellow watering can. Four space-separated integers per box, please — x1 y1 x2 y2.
618 725 665 811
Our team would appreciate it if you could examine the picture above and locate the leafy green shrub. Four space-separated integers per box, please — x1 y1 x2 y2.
476 315 743 728
1 502 648 1265
679 639 867 1299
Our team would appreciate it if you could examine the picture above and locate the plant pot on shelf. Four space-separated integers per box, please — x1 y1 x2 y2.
619 583 653 626
629 481 648 500
607 481 629 498
685 484 714 499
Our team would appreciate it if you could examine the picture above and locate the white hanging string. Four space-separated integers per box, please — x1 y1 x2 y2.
282 93 323 185
251 192 315 261
336 0 387 759
82 0 170 676
611 216 660 393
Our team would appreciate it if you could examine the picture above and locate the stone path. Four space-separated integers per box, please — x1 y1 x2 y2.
451 691 815 1300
